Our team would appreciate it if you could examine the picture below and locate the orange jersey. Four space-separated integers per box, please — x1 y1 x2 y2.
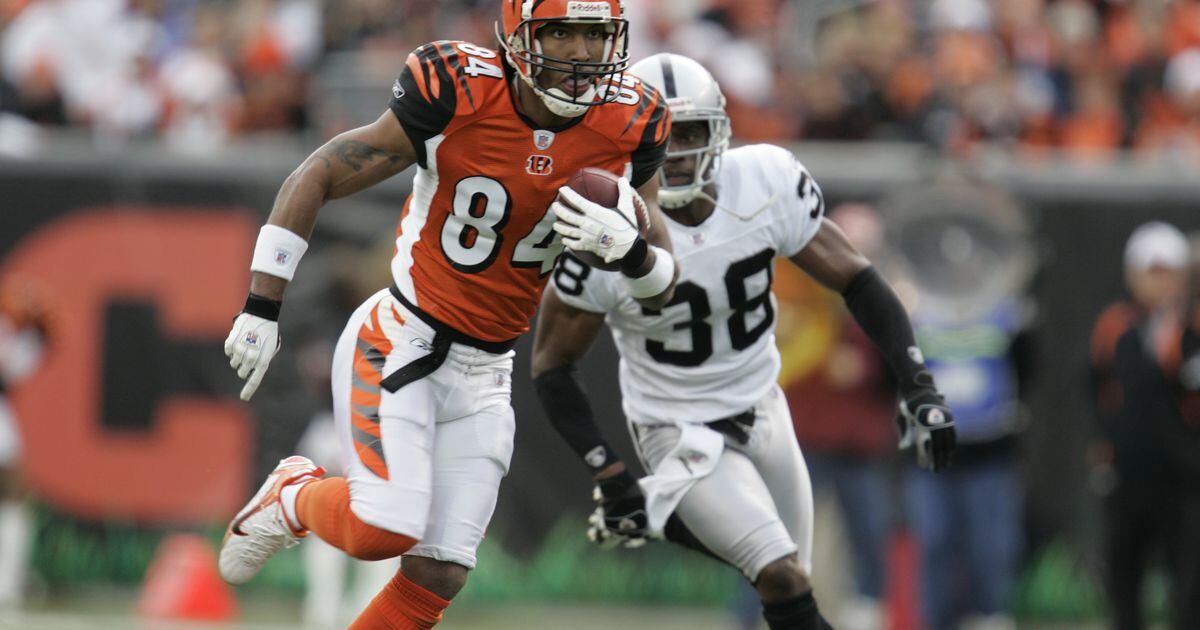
387 40 669 344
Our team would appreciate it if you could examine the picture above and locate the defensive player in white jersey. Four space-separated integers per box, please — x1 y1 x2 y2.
532 54 957 630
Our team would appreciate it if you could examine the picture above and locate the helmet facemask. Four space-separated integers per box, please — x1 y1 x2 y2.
658 109 731 209
497 14 630 119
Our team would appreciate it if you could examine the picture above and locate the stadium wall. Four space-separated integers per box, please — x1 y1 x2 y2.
2 140 1197 566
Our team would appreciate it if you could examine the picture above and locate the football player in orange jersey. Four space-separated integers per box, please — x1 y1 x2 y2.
217 1 678 627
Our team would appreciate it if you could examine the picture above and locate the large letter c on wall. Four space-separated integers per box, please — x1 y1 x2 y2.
1 209 255 523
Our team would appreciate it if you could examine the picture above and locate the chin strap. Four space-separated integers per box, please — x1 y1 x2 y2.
541 88 593 118
716 192 776 221
695 189 719 206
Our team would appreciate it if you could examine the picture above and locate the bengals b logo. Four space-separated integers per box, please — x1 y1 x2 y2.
526 155 553 176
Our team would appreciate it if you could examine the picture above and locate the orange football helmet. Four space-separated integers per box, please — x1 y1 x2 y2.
497 0 630 118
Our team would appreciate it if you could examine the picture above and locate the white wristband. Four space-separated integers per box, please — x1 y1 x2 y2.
623 245 675 299
250 224 309 281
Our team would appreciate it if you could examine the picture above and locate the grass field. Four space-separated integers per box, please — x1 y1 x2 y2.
2 605 737 630
1 604 1113 630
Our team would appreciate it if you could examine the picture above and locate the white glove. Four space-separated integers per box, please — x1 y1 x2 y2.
224 312 281 401
553 177 642 264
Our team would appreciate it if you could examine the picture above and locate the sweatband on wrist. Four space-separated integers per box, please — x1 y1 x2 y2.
623 245 675 299
618 238 650 274
842 266 930 394
243 293 282 321
533 364 619 474
250 224 309 281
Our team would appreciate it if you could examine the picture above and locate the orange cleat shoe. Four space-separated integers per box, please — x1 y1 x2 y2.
218 456 324 585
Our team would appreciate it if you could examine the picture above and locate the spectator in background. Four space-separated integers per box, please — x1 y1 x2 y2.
1089 222 1197 630
1133 48 1200 159
1174 231 1200 630
0 280 48 613
903 205 1036 630
789 204 898 630
0 0 164 138
3 0 1200 157
228 0 321 133
157 2 238 152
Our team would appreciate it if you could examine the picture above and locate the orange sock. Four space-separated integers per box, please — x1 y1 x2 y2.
349 570 450 629
295 477 417 560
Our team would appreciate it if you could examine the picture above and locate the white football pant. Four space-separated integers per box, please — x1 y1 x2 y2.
633 385 814 581
331 289 515 569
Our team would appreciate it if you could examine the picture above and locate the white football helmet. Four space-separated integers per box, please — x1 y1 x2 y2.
629 53 731 209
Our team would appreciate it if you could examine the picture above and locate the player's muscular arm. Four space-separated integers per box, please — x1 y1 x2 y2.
250 111 417 300
533 287 653 545
531 287 629 480
792 218 956 471
788 218 871 292
227 111 416 401
531 288 605 377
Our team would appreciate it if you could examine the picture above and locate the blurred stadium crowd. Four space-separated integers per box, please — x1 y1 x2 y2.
1 0 1200 157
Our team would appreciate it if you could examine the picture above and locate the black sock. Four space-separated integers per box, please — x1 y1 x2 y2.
762 590 834 630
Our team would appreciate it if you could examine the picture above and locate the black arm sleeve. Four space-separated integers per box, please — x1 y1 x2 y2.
533 364 620 475
842 266 933 396
389 42 458 169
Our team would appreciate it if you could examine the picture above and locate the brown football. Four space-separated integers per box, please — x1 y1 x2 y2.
561 167 650 271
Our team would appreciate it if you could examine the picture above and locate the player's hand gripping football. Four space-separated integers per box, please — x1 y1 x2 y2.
225 311 281 401
897 388 956 472
553 177 643 264
587 470 654 549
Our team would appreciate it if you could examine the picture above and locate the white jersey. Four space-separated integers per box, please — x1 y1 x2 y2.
553 144 825 425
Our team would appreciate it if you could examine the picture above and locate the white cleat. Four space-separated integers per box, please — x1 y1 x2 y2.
219 455 324 585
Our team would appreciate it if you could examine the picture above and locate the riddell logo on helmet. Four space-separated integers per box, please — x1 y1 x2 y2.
567 1 611 18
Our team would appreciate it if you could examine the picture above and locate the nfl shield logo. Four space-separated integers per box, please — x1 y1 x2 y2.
274 248 290 265
533 130 555 150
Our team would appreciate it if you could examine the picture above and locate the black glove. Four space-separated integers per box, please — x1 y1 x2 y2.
586 470 653 549
897 387 956 472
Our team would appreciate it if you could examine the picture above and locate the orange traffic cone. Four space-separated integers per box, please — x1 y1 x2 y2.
138 533 238 621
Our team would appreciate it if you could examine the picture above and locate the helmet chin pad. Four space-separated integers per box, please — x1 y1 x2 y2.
658 186 702 209
657 147 721 209
539 84 595 118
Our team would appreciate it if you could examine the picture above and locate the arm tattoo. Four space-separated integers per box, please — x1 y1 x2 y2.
332 140 403 172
